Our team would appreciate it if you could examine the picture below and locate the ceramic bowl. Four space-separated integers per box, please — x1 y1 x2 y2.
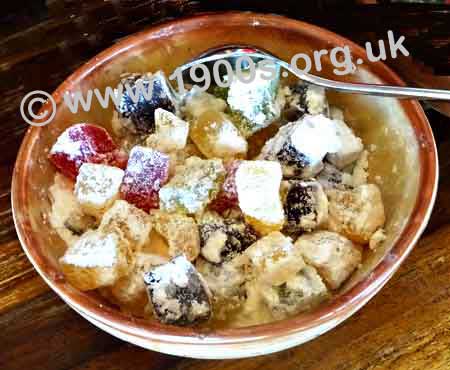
12 12 438 359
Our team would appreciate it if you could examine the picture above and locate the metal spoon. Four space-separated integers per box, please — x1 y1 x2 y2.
179 44 450 101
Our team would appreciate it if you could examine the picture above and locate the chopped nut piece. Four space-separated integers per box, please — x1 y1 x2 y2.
144 255 212 325
261 265 329 319
150 210 200 261
159 157 225 215
235 160 284 234
99 200 152 251
74 163 124 218
283 180 328 234
327 184 385 244
245 232 304 286
60 230 129 291
295 231 362 289
369 228 386 250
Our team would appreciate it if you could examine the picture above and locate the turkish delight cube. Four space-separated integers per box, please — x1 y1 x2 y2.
111 252 168 307
227 66 281 137
99 199 152 251
259 115 341 178
198 211 257 264
282 180 328 234
113 71 179 135
261 265 329 319
196 257 246 301
317 163 354 190
49 123 125 180
209 160 241 214
327 184 385 244
245 232 305 286
235 160 284 234
289 83 329 116
295 231 362 289
145 108 189 153
182 87 227 119
190 110 247 159
326 119 363 169
143 255 212 325
150 210 200 261
60 230 129 291
74 163 124 218
120 146 170 212
159 157 225 215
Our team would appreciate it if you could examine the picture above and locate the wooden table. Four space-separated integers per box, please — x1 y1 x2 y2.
1 2 449 369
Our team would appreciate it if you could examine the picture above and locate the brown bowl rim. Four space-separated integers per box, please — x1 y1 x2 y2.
12 11 438 345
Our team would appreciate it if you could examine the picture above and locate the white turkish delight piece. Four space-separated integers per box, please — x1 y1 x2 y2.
235 160 284 234
327 184 385 244
261 265 329 319
74 163 124 218
295 231 362 289
259 114 341 178
150 210 200 261
145 108 189 152
99 200 152 251
144 255 212 325
245 232 305 286
326 119 363 169
282 180 328 233
60 230 129 291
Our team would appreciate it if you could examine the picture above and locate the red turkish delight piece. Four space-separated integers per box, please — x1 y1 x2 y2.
49 123 123 179
120 146 170 212
209 160 241 214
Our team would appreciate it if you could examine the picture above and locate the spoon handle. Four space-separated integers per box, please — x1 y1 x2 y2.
180 51 450 101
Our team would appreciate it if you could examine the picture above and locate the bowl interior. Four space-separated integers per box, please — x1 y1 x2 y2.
13 13 437 341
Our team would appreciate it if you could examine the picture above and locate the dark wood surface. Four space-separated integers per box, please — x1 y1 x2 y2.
1 2 449 369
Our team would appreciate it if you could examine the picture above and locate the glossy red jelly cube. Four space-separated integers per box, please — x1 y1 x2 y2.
49 123 124 179
209 160 241 214
120 146 169 212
